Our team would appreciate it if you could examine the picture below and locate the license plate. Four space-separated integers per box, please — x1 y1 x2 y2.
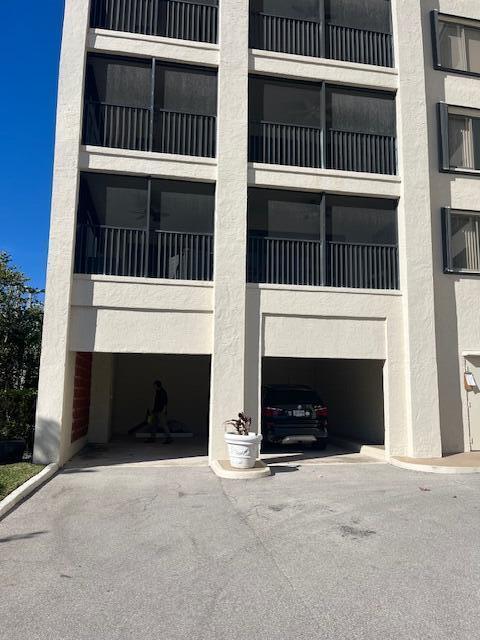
293 410 306 417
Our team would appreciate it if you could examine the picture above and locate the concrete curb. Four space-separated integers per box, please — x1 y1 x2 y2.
0 463 59 521
390 458 480 475
211 459 271 479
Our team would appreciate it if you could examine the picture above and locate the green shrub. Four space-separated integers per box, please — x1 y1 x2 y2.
0 389 38 450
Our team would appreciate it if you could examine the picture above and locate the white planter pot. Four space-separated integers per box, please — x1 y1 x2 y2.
224 432 262 469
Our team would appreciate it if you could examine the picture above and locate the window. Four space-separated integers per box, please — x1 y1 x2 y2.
325 196 397 245
443 208 480 273
251 0 320 22
154 64 217 116
326 87 396 137
326 0 391 34
249 77 322 129
85 55 152 108
433 12 480 75
439 104 480 172
248 188 322 241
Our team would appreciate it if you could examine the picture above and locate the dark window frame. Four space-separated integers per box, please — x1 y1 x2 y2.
431 10 480 78
438 102 480 175
443 207 480 275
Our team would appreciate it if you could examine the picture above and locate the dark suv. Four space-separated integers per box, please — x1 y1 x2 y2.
262 384 328 449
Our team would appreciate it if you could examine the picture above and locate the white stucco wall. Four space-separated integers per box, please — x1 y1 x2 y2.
423 0 480 453
33 0 91 465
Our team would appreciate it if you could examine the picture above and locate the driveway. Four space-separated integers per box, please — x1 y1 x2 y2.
1 460 480 639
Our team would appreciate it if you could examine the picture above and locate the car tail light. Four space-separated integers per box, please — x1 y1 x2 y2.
314 405 328 418
263 406 283 417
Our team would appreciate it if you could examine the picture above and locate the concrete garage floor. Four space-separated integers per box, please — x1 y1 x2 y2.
2 464 480 639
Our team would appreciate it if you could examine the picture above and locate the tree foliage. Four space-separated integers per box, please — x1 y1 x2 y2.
0 252 43 444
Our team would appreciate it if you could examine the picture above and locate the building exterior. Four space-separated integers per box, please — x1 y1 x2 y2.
33 0 480 466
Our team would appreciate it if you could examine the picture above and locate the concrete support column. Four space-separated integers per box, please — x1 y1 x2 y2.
33 0 91 464
209 0 250 461
393 0 442 458
88 353 115 444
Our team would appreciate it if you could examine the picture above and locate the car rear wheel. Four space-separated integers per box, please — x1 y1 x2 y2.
312 439 328 450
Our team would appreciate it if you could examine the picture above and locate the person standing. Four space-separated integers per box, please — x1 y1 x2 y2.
147 380 172 444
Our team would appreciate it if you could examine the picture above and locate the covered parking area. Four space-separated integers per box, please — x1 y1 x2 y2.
262 357 385 453
73 352 211 465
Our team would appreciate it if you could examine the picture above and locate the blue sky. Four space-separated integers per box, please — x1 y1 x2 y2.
0 1 65 289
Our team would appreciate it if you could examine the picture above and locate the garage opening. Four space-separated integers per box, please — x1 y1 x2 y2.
262 357 385 452
84 353 210 464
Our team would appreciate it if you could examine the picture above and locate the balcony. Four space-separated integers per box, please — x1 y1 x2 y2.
249 0 393 67
75 173 215 282
247 189 399 291
249 77 397 175
83 55 217 158
90 0 219 44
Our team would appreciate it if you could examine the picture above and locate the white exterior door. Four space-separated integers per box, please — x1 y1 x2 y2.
467 357 480 451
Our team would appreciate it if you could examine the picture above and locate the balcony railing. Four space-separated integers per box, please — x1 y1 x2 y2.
327 241 399 290
75 225 148 278
75 225 214 281
154 109 216 157
83 102 216 157
156 230 213 280
247 236 399 290
90 0 218 43
327 24 393 68
249 11 394 67
328 130 396 175
250 12 321 58
83 102 152 152
249 121 322 168
248 236 322 286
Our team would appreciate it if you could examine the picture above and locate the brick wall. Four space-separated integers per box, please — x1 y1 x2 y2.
71 352 93 443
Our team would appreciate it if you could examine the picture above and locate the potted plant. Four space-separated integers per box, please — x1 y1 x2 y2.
224 413 262 469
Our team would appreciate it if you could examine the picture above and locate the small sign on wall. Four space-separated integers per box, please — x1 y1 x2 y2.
464 371 478 391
